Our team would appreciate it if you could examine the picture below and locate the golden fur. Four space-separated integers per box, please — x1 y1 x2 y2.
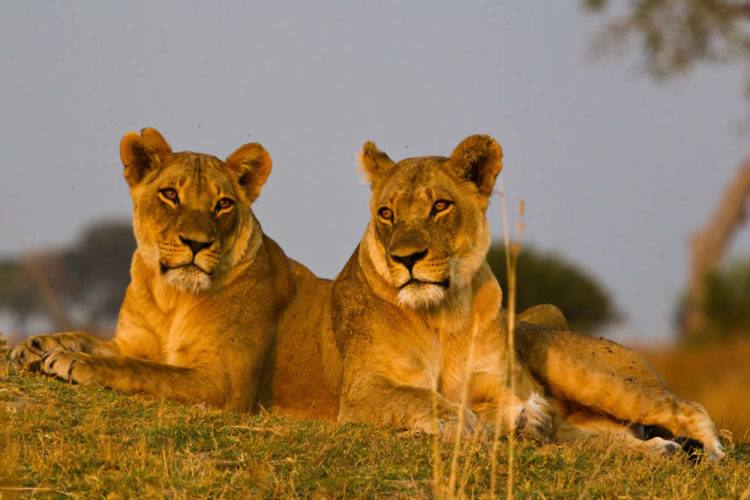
516 305 724 458
270 135 724 459
264 135 552 437
10 128 297 410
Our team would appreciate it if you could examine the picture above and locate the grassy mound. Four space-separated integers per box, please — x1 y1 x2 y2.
1 338 748 498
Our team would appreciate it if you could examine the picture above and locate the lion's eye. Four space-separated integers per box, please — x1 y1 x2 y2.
215 198 234 212
159 188 179 205
432 200 453 214
378 207 393 221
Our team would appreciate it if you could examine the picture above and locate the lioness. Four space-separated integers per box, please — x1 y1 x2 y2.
323 135 549 437
10 128 296 410
284 134 722 459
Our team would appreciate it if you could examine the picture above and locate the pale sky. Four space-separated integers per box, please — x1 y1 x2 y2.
1 1 748 343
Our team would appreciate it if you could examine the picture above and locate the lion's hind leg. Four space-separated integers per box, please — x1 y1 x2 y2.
516 324 725 460
517 304 569 330
641 397 725 461
556 410 683 456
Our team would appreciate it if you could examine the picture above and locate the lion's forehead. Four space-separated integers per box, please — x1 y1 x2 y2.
377 164 461 215
156 154 238 199
134 152 247 239
372 159 487 251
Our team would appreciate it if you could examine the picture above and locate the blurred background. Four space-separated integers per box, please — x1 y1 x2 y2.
1 1 748 439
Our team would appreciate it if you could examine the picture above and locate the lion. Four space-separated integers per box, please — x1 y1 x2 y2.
285 134 723 459
10 128 297 411
302 135 550 438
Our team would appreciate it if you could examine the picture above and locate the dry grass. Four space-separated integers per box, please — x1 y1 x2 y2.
639 336 750 442
1 337 749 497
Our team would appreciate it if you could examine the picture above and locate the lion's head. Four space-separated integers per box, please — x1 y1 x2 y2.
359 134 503 310
119 128 272 294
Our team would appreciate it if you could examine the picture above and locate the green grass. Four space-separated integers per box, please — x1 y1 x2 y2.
1 339 749 498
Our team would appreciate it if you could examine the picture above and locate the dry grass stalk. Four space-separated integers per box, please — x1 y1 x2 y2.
447 319 480 497
430 359 446 498
0 487 74 496
490 186 524 499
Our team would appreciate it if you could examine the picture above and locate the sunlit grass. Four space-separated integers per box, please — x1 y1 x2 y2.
1 337 749 497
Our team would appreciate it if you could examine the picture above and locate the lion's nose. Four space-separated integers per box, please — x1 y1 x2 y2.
179 236 213 256
391 249 428 273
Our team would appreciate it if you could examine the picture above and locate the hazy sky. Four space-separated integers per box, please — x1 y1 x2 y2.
1 1 748 343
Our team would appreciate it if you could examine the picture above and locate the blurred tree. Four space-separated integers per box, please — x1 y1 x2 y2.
703 258 750 336
585 0 750 339
0 219 134 336
583 0 750 78
63 220 135 324
0 252 73 332
0 259 38 332
487 243 618 333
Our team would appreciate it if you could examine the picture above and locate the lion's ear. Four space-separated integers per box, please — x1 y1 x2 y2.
225 143 272 202
119 128 173 187
358 141 395 184
448 134 503 197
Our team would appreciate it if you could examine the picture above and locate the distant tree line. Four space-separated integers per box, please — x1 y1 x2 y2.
699 259 750 338
487 244 618 334
0 219 134 334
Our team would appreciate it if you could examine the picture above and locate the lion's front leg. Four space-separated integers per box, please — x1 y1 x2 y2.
339 374 479 439
10 331 118 371
38 352 240 410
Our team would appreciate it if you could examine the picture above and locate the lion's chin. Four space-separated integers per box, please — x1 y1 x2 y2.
397 282 447 310
164 266 212 294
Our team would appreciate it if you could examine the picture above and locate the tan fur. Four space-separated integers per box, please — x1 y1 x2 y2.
272 135 552 439
10 128 297 411
516 305 724 459
269 135 725 460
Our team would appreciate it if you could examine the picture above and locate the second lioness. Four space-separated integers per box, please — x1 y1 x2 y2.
268 134 724 459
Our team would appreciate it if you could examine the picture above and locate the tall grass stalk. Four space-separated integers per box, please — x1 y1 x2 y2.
430 378 445 498
432 188 524 498
490 185 524 499
431 190 523 499
447 319 480 496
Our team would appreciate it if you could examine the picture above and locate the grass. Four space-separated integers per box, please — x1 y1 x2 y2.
1 338 749 498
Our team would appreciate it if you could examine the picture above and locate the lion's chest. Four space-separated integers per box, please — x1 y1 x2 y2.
129 296 212 364
400 323 475 403
435 332 475 402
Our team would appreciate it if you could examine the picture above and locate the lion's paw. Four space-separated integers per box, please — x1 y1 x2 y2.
10 337 54 371
438 409 480 440
515 392 553 442
640 436 682 456
40 351 96 385
412 408 480 440
10 334 87 371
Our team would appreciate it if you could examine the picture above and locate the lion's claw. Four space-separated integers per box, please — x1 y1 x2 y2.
40 351 92 384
